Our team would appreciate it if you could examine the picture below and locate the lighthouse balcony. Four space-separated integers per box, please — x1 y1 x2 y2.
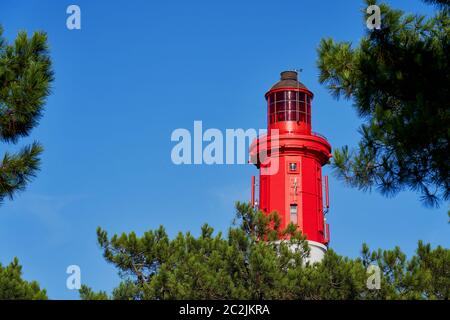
249 132 332 168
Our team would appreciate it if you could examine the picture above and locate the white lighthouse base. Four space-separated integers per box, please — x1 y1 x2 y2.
273 240 328 264
305 240 327 264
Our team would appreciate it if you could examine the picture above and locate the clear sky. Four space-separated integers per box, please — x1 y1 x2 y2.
0 0 448 299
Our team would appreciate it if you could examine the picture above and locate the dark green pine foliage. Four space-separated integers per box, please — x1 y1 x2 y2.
0 25 53 203
0 258 47 300
81 202 450 300
422 0 450 9
317 0 450 207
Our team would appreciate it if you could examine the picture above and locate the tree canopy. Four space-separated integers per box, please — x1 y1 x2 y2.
80 202 450 300
0 25 53 204
317 0 449 207
0 257 47 300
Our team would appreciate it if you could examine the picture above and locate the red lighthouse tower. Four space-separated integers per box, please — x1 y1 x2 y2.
250 71 332 261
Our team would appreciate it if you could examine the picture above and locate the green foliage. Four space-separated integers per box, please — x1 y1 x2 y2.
317 0 450 207
422 0 450 9
0 25 53 203
361 240 450 299
82 202 450 300
0 257 47 300
79 285 109 300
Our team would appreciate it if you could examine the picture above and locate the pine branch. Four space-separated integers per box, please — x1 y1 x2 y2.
0 25 53 204
0 142 43 203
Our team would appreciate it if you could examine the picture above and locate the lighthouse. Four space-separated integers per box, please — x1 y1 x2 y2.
249 71 332 262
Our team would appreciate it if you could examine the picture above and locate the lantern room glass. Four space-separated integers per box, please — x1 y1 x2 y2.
268 91 311 125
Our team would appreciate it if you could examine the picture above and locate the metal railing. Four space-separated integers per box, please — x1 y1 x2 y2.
312 131 328 140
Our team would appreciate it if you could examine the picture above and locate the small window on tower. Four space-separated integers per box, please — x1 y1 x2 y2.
289 162 297 172
290 204 298 225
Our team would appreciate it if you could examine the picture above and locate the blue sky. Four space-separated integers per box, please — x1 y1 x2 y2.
0 0 447 299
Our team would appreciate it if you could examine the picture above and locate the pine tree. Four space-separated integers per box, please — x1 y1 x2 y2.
0 258 47 300
317 0 449 207
81 202 450 300
0 25 53 203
